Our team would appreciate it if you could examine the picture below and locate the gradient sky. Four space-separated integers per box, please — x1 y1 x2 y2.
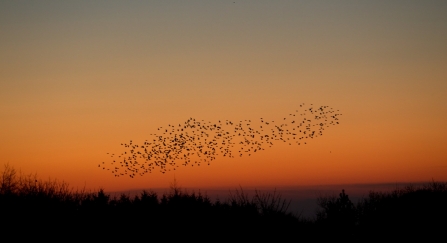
1 1 446 192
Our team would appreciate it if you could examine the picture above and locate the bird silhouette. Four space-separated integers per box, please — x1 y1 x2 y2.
101 103 342 177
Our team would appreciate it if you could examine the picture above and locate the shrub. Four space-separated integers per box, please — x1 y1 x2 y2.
316 189 356 236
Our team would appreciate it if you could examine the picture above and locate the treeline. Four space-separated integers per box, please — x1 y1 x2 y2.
1 164 446 240
315 182 447 239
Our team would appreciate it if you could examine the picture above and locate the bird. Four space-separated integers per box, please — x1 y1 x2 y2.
101 103 342 177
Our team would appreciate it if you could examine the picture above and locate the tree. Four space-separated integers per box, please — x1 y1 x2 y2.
317 189 356 233
0 163 18 194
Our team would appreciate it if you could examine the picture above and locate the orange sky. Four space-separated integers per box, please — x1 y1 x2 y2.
1 1 446 192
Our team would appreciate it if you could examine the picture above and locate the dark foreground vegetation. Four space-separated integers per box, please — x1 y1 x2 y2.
1 164 446 240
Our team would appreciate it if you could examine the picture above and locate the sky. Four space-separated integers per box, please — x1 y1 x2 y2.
1 0 446 192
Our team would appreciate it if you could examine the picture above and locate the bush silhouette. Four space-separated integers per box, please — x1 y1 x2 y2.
2 163 447 239
316 189 356 237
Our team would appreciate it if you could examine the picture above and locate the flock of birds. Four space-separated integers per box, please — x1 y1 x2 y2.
100 104 342 178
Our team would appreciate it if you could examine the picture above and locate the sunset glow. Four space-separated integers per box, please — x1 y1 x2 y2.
1 1 446 192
